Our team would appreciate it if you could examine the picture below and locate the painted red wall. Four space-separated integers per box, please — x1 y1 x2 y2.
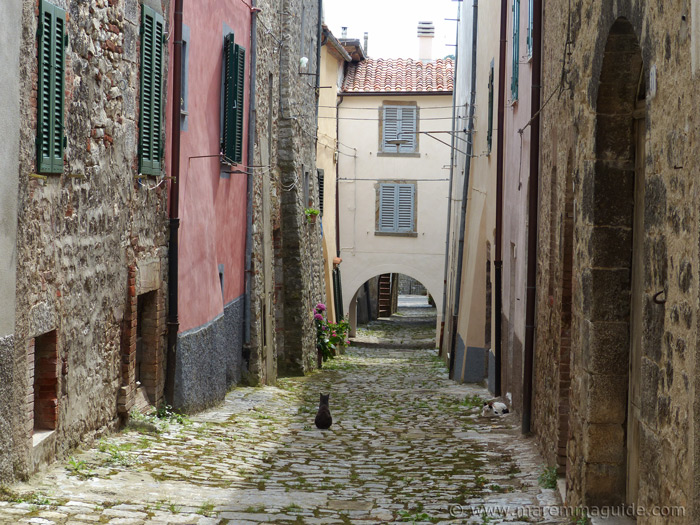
165 1 251 333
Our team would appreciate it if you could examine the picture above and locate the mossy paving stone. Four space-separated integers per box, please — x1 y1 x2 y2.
0 312 566 524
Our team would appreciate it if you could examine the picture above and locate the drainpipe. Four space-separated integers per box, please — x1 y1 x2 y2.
440 1 460 357
448 0 477 379
243 1 259 357
494 0 508 397
522 0 542 434
165 0 184 406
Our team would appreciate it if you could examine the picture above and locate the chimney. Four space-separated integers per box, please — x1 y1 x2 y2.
363 32 369 55
417 21 434 62
341 26 347 38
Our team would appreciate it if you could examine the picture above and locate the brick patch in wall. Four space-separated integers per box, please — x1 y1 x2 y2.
28 331 59 437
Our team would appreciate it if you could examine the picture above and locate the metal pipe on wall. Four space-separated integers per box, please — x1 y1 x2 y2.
440 1 460 358
243 0 259 354
522 0 542 434
494 0 508 398
165 0 184 406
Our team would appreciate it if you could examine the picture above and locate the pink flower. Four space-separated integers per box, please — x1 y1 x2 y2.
345 340 350 345
315 303 326 312
332 332 337 337
314 313 324 321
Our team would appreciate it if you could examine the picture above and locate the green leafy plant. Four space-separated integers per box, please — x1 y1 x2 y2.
304 207 320 223
327 318 351 352
66 456 94 479
538 465 558 489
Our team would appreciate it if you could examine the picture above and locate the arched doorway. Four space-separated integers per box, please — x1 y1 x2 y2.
575 17 644 506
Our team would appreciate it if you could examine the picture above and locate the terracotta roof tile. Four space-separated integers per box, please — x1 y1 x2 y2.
342 58 454 93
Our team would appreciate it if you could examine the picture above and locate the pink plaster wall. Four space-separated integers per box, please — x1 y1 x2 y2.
165 1 251 333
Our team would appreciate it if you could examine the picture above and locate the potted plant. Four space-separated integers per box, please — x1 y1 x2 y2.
305 207 320 224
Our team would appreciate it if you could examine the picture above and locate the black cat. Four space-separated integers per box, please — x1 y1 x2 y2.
314 393 332 430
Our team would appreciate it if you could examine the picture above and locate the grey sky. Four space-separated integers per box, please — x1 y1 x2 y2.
323 0 459 60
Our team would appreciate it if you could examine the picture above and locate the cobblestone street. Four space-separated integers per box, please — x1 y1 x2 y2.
0 305 564 524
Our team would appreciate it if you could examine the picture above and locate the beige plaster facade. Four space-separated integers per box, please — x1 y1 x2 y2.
338 93 452 333
441 0 500 386
316 27 349 323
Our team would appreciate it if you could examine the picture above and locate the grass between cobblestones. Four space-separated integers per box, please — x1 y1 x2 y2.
0 310 563 524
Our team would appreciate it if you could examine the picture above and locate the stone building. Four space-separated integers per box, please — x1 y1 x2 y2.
0 0 170 481
532 0 700 519
246 0 326 380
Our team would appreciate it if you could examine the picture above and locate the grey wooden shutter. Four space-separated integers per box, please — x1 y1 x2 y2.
379 184 397 232
399 107 417 153
397 184 415 232
139 5 164 176
37 1 66 174
382 107 399 151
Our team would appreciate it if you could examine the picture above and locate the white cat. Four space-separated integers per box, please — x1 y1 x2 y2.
481 401 510 416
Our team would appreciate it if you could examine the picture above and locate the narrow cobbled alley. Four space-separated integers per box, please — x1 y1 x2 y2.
0 300 564 525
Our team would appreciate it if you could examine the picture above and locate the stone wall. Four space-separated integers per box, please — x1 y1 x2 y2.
246 0 325 381
5 0 169 481
534 0 698 518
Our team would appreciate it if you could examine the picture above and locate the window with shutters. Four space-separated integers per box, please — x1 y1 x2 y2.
37 1 66 174
222 33 246 164
487 60 494 153
526 0 533 56
139 6 165 176
380 104 418 155
317 169 325 215
376 183 416 235
511 0 520 102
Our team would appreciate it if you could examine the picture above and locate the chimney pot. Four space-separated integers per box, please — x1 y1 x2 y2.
341 26 348 38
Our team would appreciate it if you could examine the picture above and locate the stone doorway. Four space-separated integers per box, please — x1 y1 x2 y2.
575 17 644 505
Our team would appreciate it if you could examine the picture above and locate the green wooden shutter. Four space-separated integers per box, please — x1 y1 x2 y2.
317 169 325 215
511 0 520 101
37 1 66 174
487 61 494 153
222 34 236 162
139 6 164 176
233 43 246 163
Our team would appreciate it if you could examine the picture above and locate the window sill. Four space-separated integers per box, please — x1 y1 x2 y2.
374 231 418 237
377 152 421 158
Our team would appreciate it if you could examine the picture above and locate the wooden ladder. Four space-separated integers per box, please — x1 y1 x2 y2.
378 273 392 317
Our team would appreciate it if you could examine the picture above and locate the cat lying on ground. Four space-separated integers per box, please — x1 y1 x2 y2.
481 400 510 416
315 393 333 429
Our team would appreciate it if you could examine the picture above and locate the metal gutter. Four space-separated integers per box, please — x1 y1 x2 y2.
243 0 259 352
494 0 508 397
522 0 542 434
440 0 460 358
165 0 183 406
